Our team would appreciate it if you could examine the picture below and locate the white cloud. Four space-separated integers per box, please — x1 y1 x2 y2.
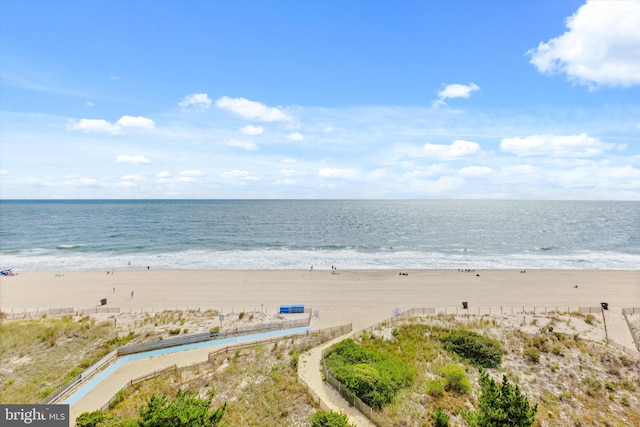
63 177 100 187
121 174 144 181
528 0 640 87
286 132 304 141
221 170 260 181
69 115 154 133
69 118 118 134
433 83 480 107
115 115 155 129
273 179 297 186
180 170 203 177
0 169 8 175
410 176 466 194
240 125 264 135
422 140 482 159
216 96 292 122
458 166 493 177
281 158 297 164
115 155 151 164
227 139 258 151
500 133 616 157
280 169 305 177
178 93 212 110
157 171 171 178
318 168 359 179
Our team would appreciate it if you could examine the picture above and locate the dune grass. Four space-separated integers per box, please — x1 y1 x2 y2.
0 315 128 403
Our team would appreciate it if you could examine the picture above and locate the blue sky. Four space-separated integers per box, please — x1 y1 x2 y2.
1 0 639 199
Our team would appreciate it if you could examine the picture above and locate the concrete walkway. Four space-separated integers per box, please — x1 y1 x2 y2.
603 307 637 350
298 335 375 427
64 327 310 425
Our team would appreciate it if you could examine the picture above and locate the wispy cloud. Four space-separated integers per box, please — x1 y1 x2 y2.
500 134 618 157
216 96 292 122
422 140 483 159
432 83 480 107
115 155 151 164
68 115 155 134
286 132 304 141
178 93 212 110
240 125 264 135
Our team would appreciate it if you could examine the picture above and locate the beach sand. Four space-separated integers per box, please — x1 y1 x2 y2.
2 269 638 330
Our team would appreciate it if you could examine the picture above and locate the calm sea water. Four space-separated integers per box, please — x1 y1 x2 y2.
1 200 638 271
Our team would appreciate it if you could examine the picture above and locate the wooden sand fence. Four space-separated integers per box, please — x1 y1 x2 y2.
101 365 178 411
100 324 352 413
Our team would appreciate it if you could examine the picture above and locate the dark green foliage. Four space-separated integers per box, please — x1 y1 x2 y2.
433 407 450 427
75 411 137 427
311 410 356 427
77 389 225 427
139 389 225 427
325 339 414 409
440 329 502 368
472 370 537 427
76 410 106 427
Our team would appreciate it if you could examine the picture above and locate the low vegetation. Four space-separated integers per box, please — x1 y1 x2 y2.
0 315 130 403
3 309 639 426
324 338 414 408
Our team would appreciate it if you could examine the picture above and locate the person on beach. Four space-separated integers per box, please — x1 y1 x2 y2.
130 290 134 299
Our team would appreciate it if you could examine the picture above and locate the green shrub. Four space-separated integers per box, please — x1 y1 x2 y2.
311 410 356 427
433 407 450 427
325 339 413 409
472 370 537 427
76 410 106 427
440 329 502 368
440 364 471 394
139 389 226 427
426 379 444 397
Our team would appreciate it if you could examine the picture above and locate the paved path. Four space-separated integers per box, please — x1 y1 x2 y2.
64 327 310 425
603 306 637 350
298 335 375 427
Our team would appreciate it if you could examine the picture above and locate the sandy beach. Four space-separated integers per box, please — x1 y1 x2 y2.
2 269 638 330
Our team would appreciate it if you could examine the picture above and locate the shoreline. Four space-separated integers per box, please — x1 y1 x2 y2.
2 268 638 330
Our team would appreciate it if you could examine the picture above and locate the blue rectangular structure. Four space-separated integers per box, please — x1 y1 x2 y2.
291 304 305 313
279 305 290 314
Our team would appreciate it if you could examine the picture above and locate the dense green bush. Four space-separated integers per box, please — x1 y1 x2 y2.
325 339 414 409
77 389 226 427
467 370 537 427
75 411 137 427
139 389 225 427
311 410 356 427
440 329 502 368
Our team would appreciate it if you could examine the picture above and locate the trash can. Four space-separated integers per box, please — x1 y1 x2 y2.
601 302 608 310
100 298 107 306
462 301 468 309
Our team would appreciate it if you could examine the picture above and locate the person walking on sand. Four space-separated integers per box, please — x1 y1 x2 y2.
130 290 134 299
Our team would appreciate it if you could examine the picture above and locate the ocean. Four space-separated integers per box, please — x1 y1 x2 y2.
1 200 638 271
